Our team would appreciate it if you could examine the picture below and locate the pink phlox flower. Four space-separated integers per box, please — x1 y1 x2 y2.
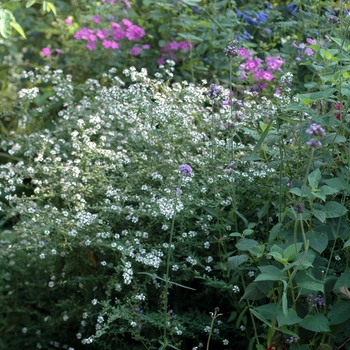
111 22 120 30
245 59 259 71
122 18 133 27
178 41 191 51
74 28 94 40
142 44 150 50
275 88 282 95
102 40 119 49
305 48 314 56
157 57 165 65
86 41 96 51
92 15 101 24
97 29 109 40
65 17 72 26
266 56 284 71
261 70 274 81
42 47 51 56
238 47 250 57
124 0 131 7
88 34 98 42
126 25 145 41
112 30 126 40
306 38 316 45
130 46 142 56
162 41 179 52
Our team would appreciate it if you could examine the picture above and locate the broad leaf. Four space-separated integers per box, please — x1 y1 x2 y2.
277 308 302 326
305 231 328 254
240 282 265 301
308 168 321 189
334 268 350 289
228 254 249 269
328 301 350 325
299 313 330 332
255 265 285 281
324 201 348 218
236 238 258 251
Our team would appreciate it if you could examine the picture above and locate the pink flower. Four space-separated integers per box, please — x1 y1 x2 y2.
111 22 120 30
74 28 94 40
125 25 145 41
261 70 274 81
178 41 191 51
65 18 72 26
92 15 101 24
42 47 51 56
130 46 142 56
266 56 284 71
275 88 282 95
238 47 250 57
122 18 133 27
86 41 96 51
124 0 131 7
142 44 150 50
305 48 314 56
97 29 109 40
306 38 316 45
245 59 259 71
102 40 119 49
157 57 165 65
112 30 126 40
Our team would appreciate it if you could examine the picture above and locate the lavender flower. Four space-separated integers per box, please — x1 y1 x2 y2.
307 294 325 307
179 164 193 176
306 138 322 149
306 123 326 137
207 84 222 99
224 40 238 57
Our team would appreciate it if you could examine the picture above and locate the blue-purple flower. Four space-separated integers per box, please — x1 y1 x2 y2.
207 84 222 99
179 164 193 176
306 138 322 149
306 123 326 137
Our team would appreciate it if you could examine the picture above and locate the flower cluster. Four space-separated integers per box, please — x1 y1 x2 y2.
74 18 146 51
306 123 326 148
306 294 326 307
157 40 193 65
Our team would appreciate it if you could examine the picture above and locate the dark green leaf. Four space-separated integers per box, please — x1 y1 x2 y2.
277 308 302 326
299 313 330 332
236 238 258 251
240 282 265 301
328 301 350 325
228 254 249 269
305 231 328 254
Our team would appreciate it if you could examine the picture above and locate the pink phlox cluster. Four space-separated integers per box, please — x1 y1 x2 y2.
130 44 150 56
102 40 119 49
74 17 146 52
292 39 315 60
157 40 193 65
92 15 101 24
266 56 284 71
237 47 286 84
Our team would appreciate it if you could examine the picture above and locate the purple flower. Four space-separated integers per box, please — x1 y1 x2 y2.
307 294 325 307
207 84 222 99
179 164 193 176
306 38 316 45
175 188 182 195
306 123 326 137
42 47 51 56
306 138 322 148
305 48 314 56
224 40 238 57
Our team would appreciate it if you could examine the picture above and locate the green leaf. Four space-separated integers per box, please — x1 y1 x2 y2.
269 223 282 241
299 313 330 332
236 238 258 251
328 301 350 325
298 281 324 293
255 303 278 320
10 21 26 38
297 88 336 104
46 2 57 16
249 308 272 327
255 265 285 281
0 10 12 38
320 48 332 60
323 178 349 191
26 0 36 7
284 243 303 261
308 168 321 189
277 308 302 326
324 201 348 218
240 282 265 301
334 268 350 290
312 208 327 223
228 254 249 269
305 231 328 253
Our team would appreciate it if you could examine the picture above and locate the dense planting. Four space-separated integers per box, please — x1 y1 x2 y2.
2 1 350 350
